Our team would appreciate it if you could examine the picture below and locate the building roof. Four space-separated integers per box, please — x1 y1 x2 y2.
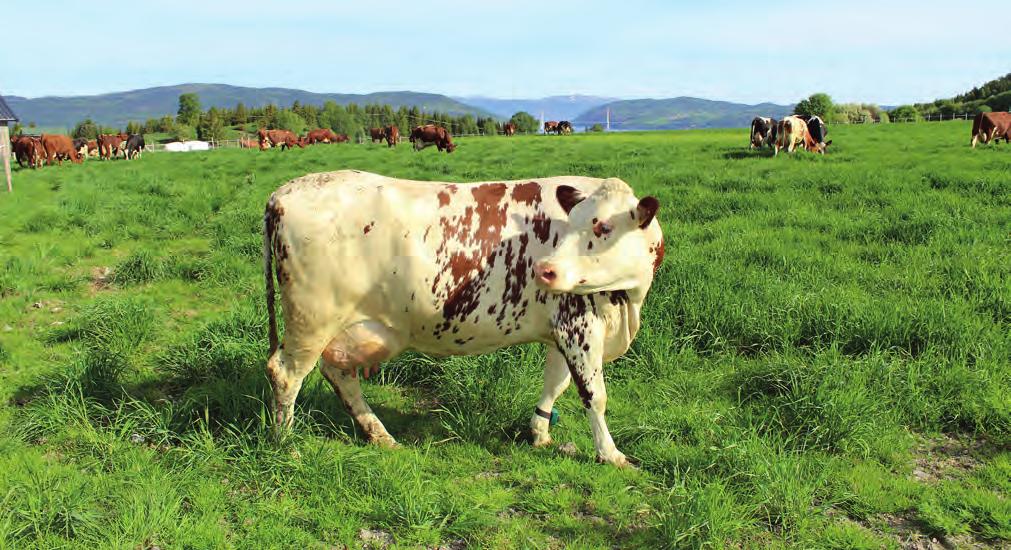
0 94 18 123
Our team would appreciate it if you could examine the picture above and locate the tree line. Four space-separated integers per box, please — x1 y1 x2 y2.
65 93 544 142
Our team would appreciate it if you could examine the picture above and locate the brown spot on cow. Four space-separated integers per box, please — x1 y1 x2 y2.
437 190 451 207
510 181 541 205
363 221 375 234
532 213 551 244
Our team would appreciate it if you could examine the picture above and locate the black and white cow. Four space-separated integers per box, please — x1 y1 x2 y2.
750 117 776 149
263 171 664 466
126 134 145 159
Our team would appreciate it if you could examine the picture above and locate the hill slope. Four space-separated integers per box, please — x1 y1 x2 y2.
453 95 616 122
573 97 793 130
5 84 494 129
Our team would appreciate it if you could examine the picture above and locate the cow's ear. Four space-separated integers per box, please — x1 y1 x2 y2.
636 196 659 229
556 185 586 215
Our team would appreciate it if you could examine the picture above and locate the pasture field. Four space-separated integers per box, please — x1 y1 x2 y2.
0 122 1008 549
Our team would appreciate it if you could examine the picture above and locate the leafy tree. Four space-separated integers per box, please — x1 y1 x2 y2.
173 124 195 141
157 116 176 133
976 104 992 114
888 105 919 122
197 111 226 142
233 102 248 125
177 93 202 126
794 93 835 119
509 111 539 134
275 110 307 134
72 119 100 139
478 117 499 136
126 121 142 135
11 123 23 135
457 115 479 136
589 123 604 132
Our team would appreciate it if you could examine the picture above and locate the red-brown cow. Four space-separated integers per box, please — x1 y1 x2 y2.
385 125 399 147
971 112 1011 147
369 127 386 143
258 128 305 151
409 124 456 153
97 133 129 160
503 122 516 136
41 134 82 165
11 135 46 168
544 121 560 134
305 128 339 144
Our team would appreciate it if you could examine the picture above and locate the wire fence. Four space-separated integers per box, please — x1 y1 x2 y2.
136 110 994 152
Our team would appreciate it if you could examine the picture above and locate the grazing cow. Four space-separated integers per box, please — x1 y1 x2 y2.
385 125 399 147
97 133 129 160
334 133 350 143
72 138 89 159
558 121 573 135
86 139 99 158
258 128 305 151
409 124 456 153
971 112 1011 147
11 135 46 168
804 116 831 153
41 134 82 165
240 138 259 149
749 117 776 148
126 134 145 159
503 122 516 136
370 127 387 143
305 128 340 144
544 121 560 134
263 170 663 466
775 116 820 156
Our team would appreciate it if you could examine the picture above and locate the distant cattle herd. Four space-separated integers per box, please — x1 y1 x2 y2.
8 111 1009 171
10 131 145 169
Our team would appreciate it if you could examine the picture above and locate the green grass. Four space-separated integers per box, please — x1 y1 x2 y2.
0 122 1008 548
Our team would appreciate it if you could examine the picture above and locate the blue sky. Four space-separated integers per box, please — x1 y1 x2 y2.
4 1 1006 105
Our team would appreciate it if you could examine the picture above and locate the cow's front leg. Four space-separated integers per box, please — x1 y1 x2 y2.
553 313 629 467
530 345 570 447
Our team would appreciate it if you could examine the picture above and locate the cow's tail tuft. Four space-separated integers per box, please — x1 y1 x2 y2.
264 200 280 355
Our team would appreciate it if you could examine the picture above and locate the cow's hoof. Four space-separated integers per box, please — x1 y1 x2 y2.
370 434 399 449
598 451 636 469
531 432 553 448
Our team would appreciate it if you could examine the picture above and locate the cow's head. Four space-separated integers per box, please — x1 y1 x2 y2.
534 179 661 294
445 142 456 153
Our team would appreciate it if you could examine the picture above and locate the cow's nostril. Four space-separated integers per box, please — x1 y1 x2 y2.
542 269 557 281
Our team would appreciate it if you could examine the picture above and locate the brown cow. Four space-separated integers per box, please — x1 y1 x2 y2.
41 134 82 165
385 125 399 147
305 128 339 144
97 133 129 160
258 128 305 151
240 138 259 149
409 124 456 153
370 127 386 143
86 139 99 158
333 133 350 143
971 112 1011 148
503 122 516 136
544 121 560 134
774 116 821 156
11 135 46 168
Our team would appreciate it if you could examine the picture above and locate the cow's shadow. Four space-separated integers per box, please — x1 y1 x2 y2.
723 149 773 160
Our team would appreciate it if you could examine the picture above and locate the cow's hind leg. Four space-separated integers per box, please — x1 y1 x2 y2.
318 321 403 447
267 342 325 432
530 345 570 447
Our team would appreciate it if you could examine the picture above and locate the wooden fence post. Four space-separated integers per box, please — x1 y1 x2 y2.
1 125 11 193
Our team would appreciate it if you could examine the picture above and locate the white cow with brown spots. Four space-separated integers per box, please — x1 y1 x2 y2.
263 170 664 466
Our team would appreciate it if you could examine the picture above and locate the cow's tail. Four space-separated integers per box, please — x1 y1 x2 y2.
264 199 280 355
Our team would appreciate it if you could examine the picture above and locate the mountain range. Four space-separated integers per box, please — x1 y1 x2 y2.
451 95 617 123
5 84 494 130
4 83 794 131
574 97 794 130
